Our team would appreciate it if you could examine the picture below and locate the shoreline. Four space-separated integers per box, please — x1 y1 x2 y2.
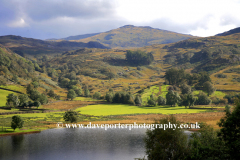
0 130 41 137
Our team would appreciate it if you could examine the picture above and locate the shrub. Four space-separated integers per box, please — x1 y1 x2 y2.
93 92 101 99
215 73 227 78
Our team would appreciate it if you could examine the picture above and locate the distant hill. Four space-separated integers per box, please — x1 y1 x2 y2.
216 27 240 36
61 33 100 41
71 25 194 48
157 32 240 74
0 35 109 56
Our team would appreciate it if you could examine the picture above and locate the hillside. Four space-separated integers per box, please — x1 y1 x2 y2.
1 30 240 100
35 32 240 95
0 35 109 57
216 27 240 36
0 44 67 101
73 25 194 48
61 33 100 41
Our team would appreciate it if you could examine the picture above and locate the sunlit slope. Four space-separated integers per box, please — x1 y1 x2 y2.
76 25 194 48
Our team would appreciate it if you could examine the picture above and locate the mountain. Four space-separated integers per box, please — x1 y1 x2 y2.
0 35 109 56
216 27 240 36
71 25 194 48
44 32 240 92
61 33 100 41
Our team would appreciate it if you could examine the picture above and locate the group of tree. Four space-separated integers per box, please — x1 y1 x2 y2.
47 89 60 100
164 68 211 88
66 86 93 100
105 90 142 106
125 50 154 65
6 93 41 108
144 82 213 108
0 46 37 84
26 84 48 105
145 101 240 159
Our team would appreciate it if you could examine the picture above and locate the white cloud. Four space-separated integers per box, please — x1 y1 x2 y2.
116 0 240 36
1 0 240 38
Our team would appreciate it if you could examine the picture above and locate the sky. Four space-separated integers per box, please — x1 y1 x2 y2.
0 0 240 39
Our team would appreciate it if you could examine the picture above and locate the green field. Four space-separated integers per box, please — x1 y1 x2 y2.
77 104 210 116
141 85 169 104
0 89 15 106
193 90 226 99
0 85 26 93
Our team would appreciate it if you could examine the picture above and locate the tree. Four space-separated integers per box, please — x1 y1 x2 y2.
203 81 216 96
31 81 39 88
125 50 154 65
197 92 211 105
157 96 166 105
12 75 19 83
6 93 19 107
47 90 55 98
67 89 76 100
34 101 41 108
26 84 34 95
134 95 142 106
147 94 156 106
145 115 188 160
18 94 29 107
181 83 191 94
84 89 90 97
75 88 82 96
105 92 114 102
29 90 41 101
218 102 240 159
165 68 185 86
166 90 181 106
196 72 211 88
38 93 48 105
93 92 101 99
112 92 121 103
181 93 196 108
187 123 228 160
11 115 24 131
63 111 78 123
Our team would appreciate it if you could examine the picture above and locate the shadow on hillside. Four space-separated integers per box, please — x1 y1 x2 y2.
104 57 142 67
104 57 129 66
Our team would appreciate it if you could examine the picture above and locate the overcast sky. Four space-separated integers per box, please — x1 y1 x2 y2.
0 0 240 39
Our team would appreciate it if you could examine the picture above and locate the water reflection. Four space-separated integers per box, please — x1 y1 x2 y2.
0 128 147 160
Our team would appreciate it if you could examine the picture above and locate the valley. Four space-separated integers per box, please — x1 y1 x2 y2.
1 26 240 136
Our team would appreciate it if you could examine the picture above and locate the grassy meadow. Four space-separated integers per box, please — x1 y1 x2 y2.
0 89 15 107
77 104 212 116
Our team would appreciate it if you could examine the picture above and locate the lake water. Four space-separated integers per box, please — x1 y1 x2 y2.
0 128 147 160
